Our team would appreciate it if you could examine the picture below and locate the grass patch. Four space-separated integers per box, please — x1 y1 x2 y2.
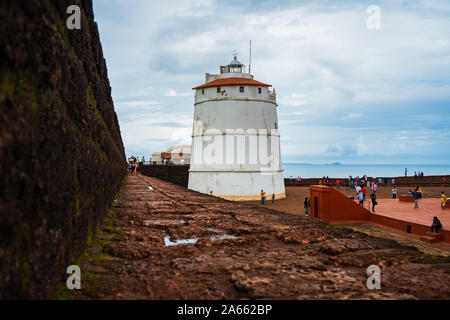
410 253 450 264
103 224 120 234
55 285 73 300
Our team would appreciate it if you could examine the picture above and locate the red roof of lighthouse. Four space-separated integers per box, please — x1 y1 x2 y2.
192 77 272 90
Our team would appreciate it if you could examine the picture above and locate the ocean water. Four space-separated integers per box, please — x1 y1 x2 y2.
282 164 450 179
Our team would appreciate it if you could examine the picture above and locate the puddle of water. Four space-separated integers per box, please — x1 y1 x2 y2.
164 236 198 247
210 234 240 241
207 227 239 241
144 220 185 226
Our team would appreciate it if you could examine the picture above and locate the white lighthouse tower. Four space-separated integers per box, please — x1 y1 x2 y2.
188 55 285 201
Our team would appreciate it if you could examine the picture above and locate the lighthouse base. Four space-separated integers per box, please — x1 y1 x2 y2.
188 170 286 201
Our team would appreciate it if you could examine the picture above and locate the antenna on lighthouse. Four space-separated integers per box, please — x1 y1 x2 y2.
249 40 252 74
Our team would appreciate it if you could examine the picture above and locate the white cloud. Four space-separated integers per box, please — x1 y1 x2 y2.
93 0 450 163
165 89 192 97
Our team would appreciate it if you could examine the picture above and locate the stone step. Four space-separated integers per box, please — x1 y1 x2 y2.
420 232 443 243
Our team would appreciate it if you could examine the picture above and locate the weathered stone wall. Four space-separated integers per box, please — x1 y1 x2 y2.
141 165 190 188
0 0 126 298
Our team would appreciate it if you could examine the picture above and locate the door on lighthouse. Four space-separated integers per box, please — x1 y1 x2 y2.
314 197 319 219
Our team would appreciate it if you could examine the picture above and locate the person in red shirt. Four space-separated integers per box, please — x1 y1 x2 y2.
361 186 367 200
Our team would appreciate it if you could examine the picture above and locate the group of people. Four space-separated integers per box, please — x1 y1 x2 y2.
319 175 397 191
414 171 425 179
408 186 423 208
354 183 378 212
260 190 276 205
289 176 302 183
127 156 145 176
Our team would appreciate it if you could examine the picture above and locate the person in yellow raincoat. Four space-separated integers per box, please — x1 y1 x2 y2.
441 192 448 208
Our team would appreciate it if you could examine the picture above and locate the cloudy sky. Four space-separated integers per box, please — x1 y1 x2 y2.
92 0 450 164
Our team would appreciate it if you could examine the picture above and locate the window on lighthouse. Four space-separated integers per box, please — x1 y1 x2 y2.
239 86 244 93
258 88 262 94
229 66 242 73
217 87 221 93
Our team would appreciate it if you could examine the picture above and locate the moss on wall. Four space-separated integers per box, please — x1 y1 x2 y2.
0 0 126 299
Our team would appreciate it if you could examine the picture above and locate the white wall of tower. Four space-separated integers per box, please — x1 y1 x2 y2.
188 73 286 201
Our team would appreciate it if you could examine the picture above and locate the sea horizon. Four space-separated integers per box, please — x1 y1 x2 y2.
282 163 450 178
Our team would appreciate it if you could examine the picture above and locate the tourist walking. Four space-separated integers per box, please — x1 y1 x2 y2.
361 185 367 200
210 190 214 196
357 191 364 207
431 217 443 233
260 190 266 205
413 191 421 208
392 187 398 199
271 194 275 205
370 192 377 212
304 197 310 216
131 156 136 174
405 168 408 176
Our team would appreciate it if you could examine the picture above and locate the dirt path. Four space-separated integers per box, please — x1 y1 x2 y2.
62 175 450 300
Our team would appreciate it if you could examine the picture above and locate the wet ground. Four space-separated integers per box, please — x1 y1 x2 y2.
64 174 450 300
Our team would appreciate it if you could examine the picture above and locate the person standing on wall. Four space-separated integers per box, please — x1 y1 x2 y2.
271 194 275 205
260 190 266 205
